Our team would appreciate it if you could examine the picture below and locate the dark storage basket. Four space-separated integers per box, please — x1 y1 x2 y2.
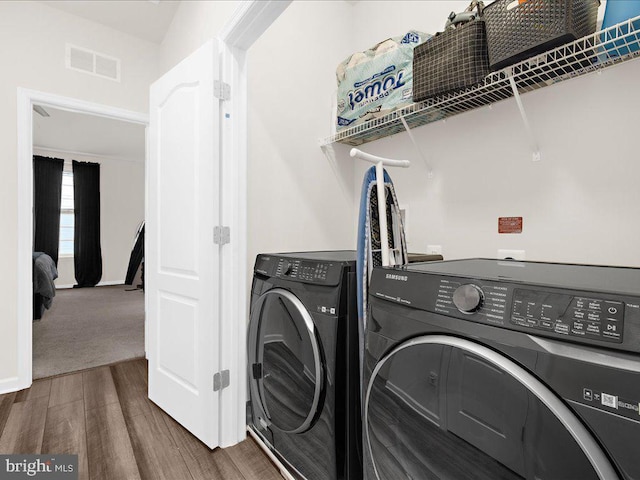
484 0 600 71
413 19 490 102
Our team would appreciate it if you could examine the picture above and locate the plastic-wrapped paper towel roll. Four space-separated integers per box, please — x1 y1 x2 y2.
336 30 431 131
374 38 399 57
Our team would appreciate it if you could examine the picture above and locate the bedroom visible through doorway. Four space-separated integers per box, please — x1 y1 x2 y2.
31 104 147 379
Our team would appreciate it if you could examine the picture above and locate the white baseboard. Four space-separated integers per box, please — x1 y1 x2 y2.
56 280 126 290
247 427 295 480
0 376 27 395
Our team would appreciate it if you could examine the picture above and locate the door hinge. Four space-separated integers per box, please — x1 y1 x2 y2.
214 226 230 245
213 369 230 392
214 80 230 101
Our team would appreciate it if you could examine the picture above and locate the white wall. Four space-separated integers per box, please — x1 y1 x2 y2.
0 1 159 382
159 0 238 74
349 1 640 268
246 1 357 267
33 149 145 287
352 1 471 50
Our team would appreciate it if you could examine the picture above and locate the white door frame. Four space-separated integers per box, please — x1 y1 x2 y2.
216 0 291 446
15 88 148 391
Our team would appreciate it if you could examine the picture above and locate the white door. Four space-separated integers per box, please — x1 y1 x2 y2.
147 39 220 448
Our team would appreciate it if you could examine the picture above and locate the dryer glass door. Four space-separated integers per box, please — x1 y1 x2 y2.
364 336 618 480
250 288 323 434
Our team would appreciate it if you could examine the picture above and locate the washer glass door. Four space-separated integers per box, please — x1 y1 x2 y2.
250 288 323 434
365 336 618 480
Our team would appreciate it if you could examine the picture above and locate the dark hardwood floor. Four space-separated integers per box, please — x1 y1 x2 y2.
0 359 283 480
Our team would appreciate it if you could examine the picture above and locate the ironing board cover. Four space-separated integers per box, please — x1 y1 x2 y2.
356 166 408 390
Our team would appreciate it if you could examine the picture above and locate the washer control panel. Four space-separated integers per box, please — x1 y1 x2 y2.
511 289 624 343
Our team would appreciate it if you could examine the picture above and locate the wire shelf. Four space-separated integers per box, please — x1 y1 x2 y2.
320 15 640 147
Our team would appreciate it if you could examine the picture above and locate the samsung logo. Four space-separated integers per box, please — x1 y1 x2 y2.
386 274 408 282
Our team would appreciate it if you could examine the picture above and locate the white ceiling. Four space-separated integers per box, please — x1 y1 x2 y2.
43 0 181 44
33 106 146 161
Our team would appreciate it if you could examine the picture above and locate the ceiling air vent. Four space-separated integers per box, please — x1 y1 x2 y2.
66 44 121 82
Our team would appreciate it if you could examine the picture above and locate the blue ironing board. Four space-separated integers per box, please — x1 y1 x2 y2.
356 165 407 389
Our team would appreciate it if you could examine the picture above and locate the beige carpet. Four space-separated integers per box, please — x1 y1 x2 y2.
33 285 145 379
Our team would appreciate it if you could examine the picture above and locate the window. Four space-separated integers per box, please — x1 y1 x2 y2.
59 171 74 256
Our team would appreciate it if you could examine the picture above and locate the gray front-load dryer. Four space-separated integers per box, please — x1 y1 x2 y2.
364 259 640 480
248 251 361 480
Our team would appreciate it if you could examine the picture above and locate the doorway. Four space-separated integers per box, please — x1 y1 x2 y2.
32 105 146 379
16 0 291 448
17 88 149 386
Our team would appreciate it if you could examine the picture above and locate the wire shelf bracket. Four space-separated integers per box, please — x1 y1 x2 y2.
399 116 434 176
508 71 541 162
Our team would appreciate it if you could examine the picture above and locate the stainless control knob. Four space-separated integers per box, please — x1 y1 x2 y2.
452 284 484 313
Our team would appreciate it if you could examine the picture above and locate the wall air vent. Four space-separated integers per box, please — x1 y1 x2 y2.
66 44 121 82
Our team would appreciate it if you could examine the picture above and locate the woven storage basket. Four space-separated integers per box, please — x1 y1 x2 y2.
484 0 600 71
413 19 490 102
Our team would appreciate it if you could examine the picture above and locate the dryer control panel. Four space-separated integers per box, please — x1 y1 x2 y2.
371 259 640 353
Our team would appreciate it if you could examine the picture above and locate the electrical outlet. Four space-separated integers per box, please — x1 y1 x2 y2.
427 245 442 255
498 249 526 260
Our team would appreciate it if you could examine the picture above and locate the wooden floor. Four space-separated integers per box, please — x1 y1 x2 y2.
0 359 283 480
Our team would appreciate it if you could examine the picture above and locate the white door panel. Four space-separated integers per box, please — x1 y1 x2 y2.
148 39 220 448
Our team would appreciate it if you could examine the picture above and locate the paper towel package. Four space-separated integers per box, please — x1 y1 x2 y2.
336 30 431 131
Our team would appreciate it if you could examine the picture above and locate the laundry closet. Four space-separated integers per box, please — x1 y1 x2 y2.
2 1 639 479
244 1 640 480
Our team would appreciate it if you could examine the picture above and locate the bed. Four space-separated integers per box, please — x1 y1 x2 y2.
33 252 58 320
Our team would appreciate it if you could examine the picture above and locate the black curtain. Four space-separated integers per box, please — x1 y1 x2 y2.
73 160 102 287
33 156 64 265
